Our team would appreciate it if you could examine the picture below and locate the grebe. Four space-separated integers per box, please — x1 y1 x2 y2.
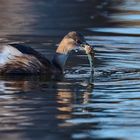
0 31 94 75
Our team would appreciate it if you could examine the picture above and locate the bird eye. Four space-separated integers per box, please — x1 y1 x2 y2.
77 40 82 44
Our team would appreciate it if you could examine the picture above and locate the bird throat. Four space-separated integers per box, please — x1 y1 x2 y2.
52 53 68 72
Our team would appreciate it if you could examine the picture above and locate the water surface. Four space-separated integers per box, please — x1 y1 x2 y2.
0 0 140 140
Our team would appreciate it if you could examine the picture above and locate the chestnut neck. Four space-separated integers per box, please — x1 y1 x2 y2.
52 39 70 72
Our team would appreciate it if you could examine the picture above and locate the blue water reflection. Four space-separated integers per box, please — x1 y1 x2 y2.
0 0 140 140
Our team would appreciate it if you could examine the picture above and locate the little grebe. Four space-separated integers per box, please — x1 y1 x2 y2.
0 31 94 75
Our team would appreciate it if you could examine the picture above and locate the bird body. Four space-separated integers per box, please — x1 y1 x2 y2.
0 44 52 75
0 32 94 75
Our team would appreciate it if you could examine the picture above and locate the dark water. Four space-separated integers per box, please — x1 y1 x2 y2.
0 0 140 140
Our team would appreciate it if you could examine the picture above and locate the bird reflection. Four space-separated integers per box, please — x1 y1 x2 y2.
0 73 94 140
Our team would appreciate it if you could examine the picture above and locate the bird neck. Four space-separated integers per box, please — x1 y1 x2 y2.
52 38 71 72
56 38 70 55
52 53 68 72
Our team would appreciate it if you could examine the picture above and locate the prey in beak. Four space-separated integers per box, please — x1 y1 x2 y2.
79 42 94 74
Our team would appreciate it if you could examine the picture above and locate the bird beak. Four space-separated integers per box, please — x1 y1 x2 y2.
80 43 94 55
74 42 94 56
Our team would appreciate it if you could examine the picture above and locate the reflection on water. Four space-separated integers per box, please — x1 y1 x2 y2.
0 0 140 140
90 27 140 35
